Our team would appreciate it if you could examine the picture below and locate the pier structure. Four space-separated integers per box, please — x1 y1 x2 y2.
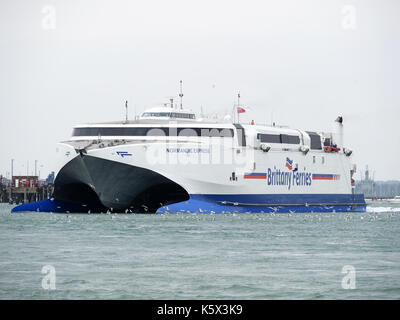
0 175 54 204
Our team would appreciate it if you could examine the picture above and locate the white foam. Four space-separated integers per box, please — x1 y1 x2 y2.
367 206 400 213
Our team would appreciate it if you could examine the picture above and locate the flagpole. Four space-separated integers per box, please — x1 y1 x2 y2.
237 92 240 124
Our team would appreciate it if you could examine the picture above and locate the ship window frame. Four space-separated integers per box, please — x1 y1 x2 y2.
257 133 300 144
141 112 195 119
280 134 300 145
257 133 281 144
324 138 331 147
72 127 234 138
306 131 323 150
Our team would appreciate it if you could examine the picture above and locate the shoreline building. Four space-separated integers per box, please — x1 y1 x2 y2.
355 166 400 198
355 166 376 198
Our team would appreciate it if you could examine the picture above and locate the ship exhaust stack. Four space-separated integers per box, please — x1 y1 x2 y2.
334 116 344 149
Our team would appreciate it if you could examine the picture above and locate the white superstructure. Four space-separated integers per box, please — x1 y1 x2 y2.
48 101 365 213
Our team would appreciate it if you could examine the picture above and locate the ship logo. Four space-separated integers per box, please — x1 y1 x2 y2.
285 157 293 170
116 151 132 158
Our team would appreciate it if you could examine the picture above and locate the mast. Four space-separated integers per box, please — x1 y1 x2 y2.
237 92 241 124
179 80 184 110
125 100 128 123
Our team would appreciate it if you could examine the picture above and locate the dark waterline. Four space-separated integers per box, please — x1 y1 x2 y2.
0 202 399 299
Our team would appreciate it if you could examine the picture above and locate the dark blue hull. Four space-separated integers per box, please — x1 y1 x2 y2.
11 193 366 213
156 193 366 213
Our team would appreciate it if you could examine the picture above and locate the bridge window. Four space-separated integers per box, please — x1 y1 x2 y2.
142 112 195 119
142 112 171 117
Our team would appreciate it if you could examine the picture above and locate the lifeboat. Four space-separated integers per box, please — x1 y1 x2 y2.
324 146 341 152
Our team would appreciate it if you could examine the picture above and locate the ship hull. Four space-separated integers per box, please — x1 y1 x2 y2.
48 153 188 212
12 136 366 213
12 152 366 213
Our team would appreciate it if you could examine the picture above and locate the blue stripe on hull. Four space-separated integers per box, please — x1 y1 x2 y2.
156 193 366 213
190 193 365 205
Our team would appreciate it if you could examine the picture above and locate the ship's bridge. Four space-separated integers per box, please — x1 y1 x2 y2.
139 107 196 121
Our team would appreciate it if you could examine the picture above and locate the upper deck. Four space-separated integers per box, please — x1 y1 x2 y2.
65 104 347 157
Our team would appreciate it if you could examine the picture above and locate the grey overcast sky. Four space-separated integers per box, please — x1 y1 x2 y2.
0 0 399 180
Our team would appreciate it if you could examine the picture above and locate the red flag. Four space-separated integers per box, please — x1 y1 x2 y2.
237 107 246 113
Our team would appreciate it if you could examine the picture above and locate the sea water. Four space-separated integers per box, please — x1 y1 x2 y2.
0 202 399 299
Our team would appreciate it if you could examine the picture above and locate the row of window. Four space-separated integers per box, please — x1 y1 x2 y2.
72 127 234 137
141 112 196 119
257 133 300 145
257 131 324 150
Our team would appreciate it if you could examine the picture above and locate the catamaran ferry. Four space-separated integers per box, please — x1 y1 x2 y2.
12 93 366 213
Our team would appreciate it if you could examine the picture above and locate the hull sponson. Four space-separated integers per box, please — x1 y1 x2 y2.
52 154 104 208
53 154 189 211
11 198 107 213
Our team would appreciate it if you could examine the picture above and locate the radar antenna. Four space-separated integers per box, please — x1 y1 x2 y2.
164 96 176 109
